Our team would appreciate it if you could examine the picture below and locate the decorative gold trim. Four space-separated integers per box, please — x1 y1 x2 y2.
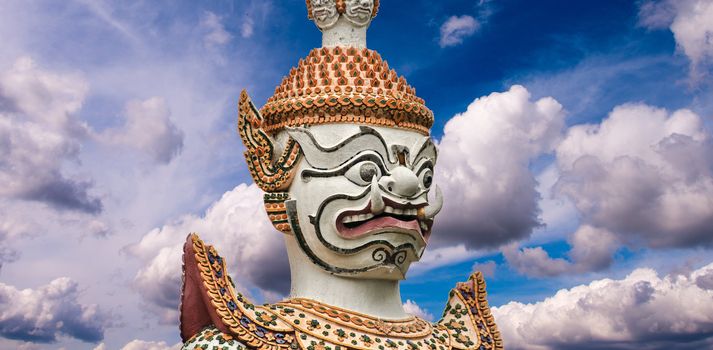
470 272 504 349
238 90 302 193
264 192 292 234
190 234 296 350
271 298 450 350
278 298 432 338
438 272 504 350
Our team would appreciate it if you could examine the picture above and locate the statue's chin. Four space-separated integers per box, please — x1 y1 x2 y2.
313 8 338 29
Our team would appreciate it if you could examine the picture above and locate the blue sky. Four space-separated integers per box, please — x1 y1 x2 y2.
0 1 712 349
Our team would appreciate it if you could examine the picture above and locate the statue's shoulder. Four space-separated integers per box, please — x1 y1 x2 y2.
436 273 504 350
179 234 503 350
180 234 296 350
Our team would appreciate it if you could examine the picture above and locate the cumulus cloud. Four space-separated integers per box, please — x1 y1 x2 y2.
0 278 115 343
0 57 102 214
100 97 184 164
439 15 480 47
503 225 619 277
403 300 434 321
639 0 713 82
433 85 566 249
493 262 713 350
410 244 480 275
201 11 233 46
555 103 713 248
471 260 497 278
126 184 289 324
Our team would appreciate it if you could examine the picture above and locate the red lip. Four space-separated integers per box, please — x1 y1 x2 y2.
335 200 426 240
337 215 421 239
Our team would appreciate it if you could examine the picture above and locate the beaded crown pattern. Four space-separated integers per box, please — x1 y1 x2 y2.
260 46 433 135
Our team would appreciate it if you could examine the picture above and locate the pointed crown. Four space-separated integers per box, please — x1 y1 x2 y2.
260 46 433 135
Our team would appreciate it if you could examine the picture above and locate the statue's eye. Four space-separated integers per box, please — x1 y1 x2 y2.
419 168 433 189
360 163 378 182
345 161 382 185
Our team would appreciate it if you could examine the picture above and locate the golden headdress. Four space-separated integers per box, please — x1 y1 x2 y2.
260 46 433 135
238 1 433 233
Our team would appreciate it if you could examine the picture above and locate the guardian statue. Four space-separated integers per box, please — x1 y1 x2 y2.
179 2 504 349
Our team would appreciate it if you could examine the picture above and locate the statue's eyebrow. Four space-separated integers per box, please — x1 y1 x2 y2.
410 137 437 167
301 151 388 179
287 126 396 169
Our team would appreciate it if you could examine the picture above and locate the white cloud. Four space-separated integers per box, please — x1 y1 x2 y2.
403 300 434 321
433 85 565 249
533 164 578 237
503 225 619 277
471 260 497 278
0 0 279 348
241 17 255 39
410 244 481 274
126 184 289 324
638 0 677 29
201 11 233 46
493 262 713 349
0 278 115 343
639 0 713 82
0 57 102 214
439 15 480 47
99 97 184 164
555 103 713 248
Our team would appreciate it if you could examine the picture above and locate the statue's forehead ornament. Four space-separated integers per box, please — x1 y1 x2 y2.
238 0 433 234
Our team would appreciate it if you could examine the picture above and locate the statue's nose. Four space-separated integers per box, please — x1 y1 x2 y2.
379 166 419 197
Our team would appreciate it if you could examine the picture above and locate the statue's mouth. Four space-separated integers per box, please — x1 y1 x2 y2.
349 6 372 17
335 198 431 241
313 8 333 20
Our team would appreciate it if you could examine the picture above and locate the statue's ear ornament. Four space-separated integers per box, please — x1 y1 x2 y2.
238 90 302 234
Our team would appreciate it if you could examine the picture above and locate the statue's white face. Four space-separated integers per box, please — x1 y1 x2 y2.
310 0 339 29
344 0 374 27
284 124 441 279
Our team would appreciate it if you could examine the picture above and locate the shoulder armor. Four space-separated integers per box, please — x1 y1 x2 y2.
437 272 504 350
180 233 297 349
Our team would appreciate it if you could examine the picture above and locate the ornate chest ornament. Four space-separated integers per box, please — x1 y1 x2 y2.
181 235 504 350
